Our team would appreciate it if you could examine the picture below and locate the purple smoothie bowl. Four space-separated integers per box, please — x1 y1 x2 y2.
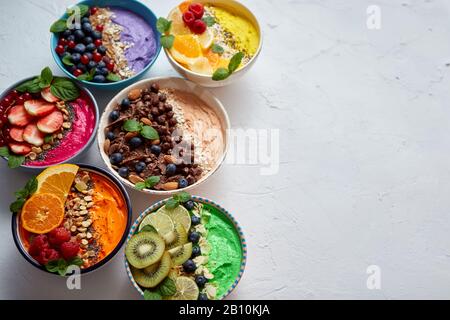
50 0 161 90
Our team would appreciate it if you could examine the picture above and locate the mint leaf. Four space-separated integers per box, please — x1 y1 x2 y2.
156 17 172 34
39 67 53 88
228 52 244 73
10 199 25 213
106 73 121 82
144 290 162 300
211 43 224 54
174 191 191 203
57 259 68 276
17 77 41 93
135 182 146 191
165 198 179 209
50 77 79 101
44 135 53 144
161 35 175 49
123 120 141 132
68 257 83 266
8 155 25 168
202 16 215 27
141 126 159 140
139 225 158 234
145 176 160 188
62 55 74 66
158 277 177 296
212 68 230 81
45 260 60 273
14 189 29 199
25 177 38 195
0 146 9 157
50 19 67 33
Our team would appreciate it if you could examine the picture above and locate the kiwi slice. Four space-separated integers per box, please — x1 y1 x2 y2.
125 232 165 269
168 242 193 266
166 223 188 250
131 252 172 288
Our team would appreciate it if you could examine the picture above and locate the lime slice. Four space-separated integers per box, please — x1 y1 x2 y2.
139 212 174 236
157 205 191 233
170 276 199 300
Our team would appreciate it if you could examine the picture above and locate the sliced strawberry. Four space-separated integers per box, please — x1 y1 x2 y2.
37 110 63 134
23 123 45 146
41 87 60 103
9 143 31 155
9 127 24 142
24 99 55 117
7 105 33 127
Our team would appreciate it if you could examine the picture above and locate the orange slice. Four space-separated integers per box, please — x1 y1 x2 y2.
169 8 191 35
171 35 203 65
21 193 64 234
188 57 213 75
178 1 191 13
204 49 220 69
36 164 79 202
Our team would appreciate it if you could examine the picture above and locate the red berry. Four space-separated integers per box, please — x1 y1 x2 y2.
90 6 98 15
182 11 196 26
55 45 65 54
29 235 49 256
10 90 19 99
16 96 25 104
48 227 71 246
58 38 67 46
96 24 104 32
188 3 204 19
106 61 115 71
92 52 102 62
190 19 207 34
80 54 90 65
1 96 12 107
102 55 111 63
22 92 32 101
60 241 80 260
94 39 102 47
73 69 83 77
68 40 76 49
35 248 60 265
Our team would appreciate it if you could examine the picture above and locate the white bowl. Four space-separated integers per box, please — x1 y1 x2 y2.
164 0 263 87
97 77 230 195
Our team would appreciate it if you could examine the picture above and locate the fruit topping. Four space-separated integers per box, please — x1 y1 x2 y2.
20 193 65 234
125 232 166 269
41 87 60 103
182 11 196 27
35 163 79 202
188 3 204 19
7 105 33 127
29 234 50 256
24 99 55 117
60 241 80 260
190 19 207 35
36 110 63 133
8 143 31 155
36 248 61 265
130 252 172 288
23 123 45 147
48 227 71 246
9 127 24 142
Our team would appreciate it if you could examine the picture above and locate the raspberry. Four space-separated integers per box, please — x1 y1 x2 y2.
188 3 204 19
60 241 80 260
182 11 196 27
48 227 71 247
35 248 60 265
190 19 207 34
29 234 49 256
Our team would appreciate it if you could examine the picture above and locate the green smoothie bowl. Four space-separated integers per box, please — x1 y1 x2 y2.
124 193 246 300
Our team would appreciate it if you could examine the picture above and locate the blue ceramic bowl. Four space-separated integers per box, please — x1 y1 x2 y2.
12 164 133 275
50 0 161 90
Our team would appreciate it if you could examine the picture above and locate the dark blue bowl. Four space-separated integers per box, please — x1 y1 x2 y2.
50 0 161 90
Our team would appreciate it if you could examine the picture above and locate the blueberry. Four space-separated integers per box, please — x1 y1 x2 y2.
129 137 143 148
97 45 107 55
93 75 105 83
81 17 90 24
191 215 200 226
85 52 93 60
99 67 109 76
182 259 196 273
189 232 200 243
74 29 85 40
86 43 96 52
118 167 129 178
198 293 208 301
67 34 75 42
67 65 77 73
62 29 72 38
87 61 97 70
195 275 207 287
135 162 146 173
150 145 161 155
185 200 195 211
73 43 86 54
71 53 81 64
178 178 188 189
82 22 92 33
76 63 87 72
106 131 115 140
83 36 93 44
121 98 130 108
191 245 201 257
110 152 123 165
97 61 106 68
91 30 102 39
109 110 120 121
166 163 176 176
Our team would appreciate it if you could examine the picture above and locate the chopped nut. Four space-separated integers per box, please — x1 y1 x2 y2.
104 139 111 153
75 181 87 192
164 155 176 164
87 250 96 257
57 133 63 139
62 122 71 129
79 210 88 216
28 152 37 160
162 182 178 191
70 226 77 233
86 232 93 239
81 219 92 228
125 131 139 140
128 88 142 100
86 202 94 208
78 232 87 239
84 196 92 202
77 227 87 233
129 174 144 184
141 117 152 126
31 147 42 154
81 239 89 246
151 139 160 145
42 144 51 150
79 205 86 210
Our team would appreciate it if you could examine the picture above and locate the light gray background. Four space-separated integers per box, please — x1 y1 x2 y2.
1 0 450 299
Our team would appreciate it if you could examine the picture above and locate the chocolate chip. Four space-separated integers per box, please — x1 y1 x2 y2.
151 107 159 116
167 111 174 118
151 83 159 93
157 115 166 124
143 94 151 101
159 93 167 102
169 118 177 126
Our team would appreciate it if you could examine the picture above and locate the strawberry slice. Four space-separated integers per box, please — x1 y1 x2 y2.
24 99 55 117
7 105 33 127
23 123 45 146
41 87 60 103
9 143 31 155
9 127 24 142
37 110 63 134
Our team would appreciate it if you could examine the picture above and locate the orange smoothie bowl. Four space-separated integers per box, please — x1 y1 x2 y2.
11 163 132 275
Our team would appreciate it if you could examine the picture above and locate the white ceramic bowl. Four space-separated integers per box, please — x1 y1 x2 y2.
97 77 230 195
164 0 262 87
